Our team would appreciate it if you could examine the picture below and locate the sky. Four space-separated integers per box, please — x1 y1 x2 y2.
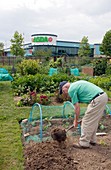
0 0 111 48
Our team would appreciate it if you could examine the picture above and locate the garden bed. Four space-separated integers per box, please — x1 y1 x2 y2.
20 117 80 144
22 115 111 170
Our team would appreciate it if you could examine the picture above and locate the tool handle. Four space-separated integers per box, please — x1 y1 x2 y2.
66 125 74 132
66 119 82 132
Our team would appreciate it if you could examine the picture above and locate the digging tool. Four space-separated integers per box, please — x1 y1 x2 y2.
51 119 82 142
66 119 82 133
51 125 74 142
66 124 74 132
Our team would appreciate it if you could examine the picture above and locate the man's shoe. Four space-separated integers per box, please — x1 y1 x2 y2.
73 143 91 149
90 142 96 146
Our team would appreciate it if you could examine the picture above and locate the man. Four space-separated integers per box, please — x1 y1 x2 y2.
59 80 108 148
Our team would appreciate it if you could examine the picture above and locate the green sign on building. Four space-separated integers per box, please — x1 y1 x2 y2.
32 36 53 42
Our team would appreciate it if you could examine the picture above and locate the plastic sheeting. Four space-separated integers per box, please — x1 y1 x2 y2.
49 68 57 76
70 68 80 76
0 68 8 74
0 74 13 81
0 68 13 81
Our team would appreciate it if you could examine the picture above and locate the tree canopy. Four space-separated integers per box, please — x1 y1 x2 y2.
100 29 111 57
0 42 4 56
78 36 91 57
10 31 25 57
33 49 52 61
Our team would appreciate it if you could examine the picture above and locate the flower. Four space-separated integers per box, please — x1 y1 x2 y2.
39 95 50 105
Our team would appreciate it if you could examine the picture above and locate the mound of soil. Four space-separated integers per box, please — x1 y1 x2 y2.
24 141 77 170
24 115 111 170
51 127 67 142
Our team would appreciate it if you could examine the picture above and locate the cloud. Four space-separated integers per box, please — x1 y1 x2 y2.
0 0 111 47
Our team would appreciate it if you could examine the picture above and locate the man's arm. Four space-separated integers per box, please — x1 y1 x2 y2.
74 102 80 127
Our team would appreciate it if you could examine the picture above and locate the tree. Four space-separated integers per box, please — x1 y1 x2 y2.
100 30 111 57
10 31 25 57
78 36 91 57
0 42 4 56
33 49 52 61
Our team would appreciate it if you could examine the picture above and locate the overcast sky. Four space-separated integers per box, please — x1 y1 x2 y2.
0 0 111 48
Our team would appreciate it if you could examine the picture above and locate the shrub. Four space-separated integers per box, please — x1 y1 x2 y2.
36 94 51 105
106 63 111 75
18 59 40 75
93 58 107 76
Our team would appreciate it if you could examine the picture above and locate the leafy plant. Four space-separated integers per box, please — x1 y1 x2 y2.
99 140 107 146
49 58 63 68
33 49 52 61
93 58 107 75
18 59 40 75
106 63 111 75
36 94 51 105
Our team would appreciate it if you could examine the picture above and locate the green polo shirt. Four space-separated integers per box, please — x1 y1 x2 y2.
68 80 104 104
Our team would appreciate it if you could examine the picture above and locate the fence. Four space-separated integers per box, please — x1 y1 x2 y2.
0 56 16 66
0 56 48 66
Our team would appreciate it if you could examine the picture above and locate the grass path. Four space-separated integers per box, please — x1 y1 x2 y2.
0 82 30 170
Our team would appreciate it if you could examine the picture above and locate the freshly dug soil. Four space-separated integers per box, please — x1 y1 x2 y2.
24 115 111 170
51 127 67 142
24 140 77 170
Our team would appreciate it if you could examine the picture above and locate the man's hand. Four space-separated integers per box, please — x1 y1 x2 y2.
74 119 78 127
74 119 82 128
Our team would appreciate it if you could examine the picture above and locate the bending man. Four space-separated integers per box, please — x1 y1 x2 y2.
59 80 108 148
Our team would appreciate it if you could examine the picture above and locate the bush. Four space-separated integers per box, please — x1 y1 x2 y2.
18 59 40 75
36 94 51 105
106 63 111 75
93 58 107 76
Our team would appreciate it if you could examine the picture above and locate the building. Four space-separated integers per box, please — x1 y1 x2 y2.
4 33 102 58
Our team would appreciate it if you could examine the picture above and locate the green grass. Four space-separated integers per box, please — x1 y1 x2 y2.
0 82 30 170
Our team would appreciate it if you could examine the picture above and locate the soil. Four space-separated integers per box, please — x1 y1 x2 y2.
23 115 111 170
51 127 67 142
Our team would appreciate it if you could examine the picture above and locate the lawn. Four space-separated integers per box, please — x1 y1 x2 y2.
0 81 30 170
